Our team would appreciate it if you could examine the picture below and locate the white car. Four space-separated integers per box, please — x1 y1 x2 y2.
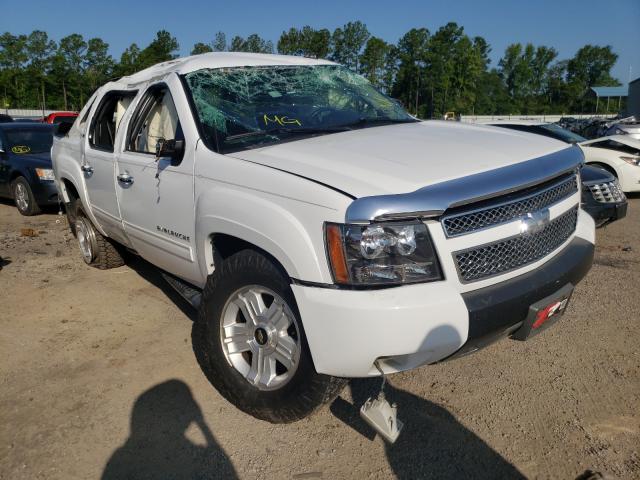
52 53 595 423
605 117 640 140
580 136 640 193
484 121 640 193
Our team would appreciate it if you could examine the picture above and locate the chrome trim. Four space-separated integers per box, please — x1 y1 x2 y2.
452 206 579 283
586 181 626 204
345 145 584 224
441 173 578 237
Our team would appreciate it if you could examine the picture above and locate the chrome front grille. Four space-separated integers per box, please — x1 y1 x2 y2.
453 207 578 283
588 181 625 203
442 174 578 237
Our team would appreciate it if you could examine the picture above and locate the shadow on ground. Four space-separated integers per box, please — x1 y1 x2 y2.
123 260 524 478
102 379 237 480
124 255 197 322
332 378 525 479
0 256 10 270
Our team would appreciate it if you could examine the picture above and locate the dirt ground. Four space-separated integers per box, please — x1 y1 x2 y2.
0 197 639 480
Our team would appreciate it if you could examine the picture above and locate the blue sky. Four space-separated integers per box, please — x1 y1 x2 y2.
1 0 638 83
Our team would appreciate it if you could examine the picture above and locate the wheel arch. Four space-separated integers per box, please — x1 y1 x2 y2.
59 177 80 204
194 189 337 286
9 167 36 188
586 161 618 178
209 232 292 282
197 219 311 283
9 170 25 183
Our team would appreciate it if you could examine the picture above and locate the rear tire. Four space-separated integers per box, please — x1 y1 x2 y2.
73 200 124 270
192 249 347 423
11 177 41 216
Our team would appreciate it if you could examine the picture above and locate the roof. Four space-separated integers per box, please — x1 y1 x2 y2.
115 52 335 87
591 86 628 97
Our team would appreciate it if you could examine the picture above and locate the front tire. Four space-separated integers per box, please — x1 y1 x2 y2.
73 200 125 270
11 177 41 216
192 249 346 423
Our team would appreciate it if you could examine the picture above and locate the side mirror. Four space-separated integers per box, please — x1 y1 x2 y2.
55 121 73 137
155 138 185 165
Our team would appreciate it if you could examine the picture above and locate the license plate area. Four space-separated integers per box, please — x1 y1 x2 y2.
511 283 574 341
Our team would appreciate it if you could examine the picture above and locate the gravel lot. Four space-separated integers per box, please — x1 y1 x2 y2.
1 197 639 480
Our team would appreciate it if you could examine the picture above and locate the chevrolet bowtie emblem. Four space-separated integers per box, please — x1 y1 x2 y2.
520 209 550 235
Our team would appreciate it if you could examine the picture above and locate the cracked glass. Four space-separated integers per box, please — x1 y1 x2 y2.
183 65 415 153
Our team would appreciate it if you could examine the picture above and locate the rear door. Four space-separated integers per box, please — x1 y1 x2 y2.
115 77 200 284
83 90 137 246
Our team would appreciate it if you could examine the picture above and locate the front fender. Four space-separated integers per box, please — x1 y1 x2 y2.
195 187 324 284
194 175 350 285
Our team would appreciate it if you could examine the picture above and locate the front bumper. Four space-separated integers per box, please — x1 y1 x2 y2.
446 237 593 360
582 199 627 227
294 236 594 378
617 163 640 193
31 180 60 206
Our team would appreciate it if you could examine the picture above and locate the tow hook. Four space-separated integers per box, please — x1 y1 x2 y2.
359 361 403 443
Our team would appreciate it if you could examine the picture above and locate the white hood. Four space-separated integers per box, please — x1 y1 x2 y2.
230 120 569 198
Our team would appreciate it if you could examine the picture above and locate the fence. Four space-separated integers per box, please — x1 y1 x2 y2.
5 108 62 119
460 113 616 123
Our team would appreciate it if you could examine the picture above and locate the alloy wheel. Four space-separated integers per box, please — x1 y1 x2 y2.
220 285 301 391
14 183 29 212
75 218 96 263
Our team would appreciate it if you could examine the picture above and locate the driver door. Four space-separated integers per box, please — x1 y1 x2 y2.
115 81 200 284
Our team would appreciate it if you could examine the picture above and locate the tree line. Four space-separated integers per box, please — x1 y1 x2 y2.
0 22 623 116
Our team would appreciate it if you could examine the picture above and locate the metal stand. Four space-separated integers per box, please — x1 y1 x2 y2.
56 198 63 224
359 361 403 443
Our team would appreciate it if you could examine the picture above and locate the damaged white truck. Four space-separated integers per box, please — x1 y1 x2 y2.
52 53 595 428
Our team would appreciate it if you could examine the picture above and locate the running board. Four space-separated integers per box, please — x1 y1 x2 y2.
160 271 202 310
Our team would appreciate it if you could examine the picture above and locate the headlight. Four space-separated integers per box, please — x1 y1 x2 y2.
614 127 628 135
35 168 55 181
325 221 442 286
620 156 640 166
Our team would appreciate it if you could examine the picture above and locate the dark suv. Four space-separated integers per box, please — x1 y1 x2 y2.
0 123 58 215
489 122 627 227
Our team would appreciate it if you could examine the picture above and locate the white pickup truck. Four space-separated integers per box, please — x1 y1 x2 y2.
52 53 595 423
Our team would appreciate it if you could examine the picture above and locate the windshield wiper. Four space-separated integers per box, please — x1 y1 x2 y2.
225 126 351 142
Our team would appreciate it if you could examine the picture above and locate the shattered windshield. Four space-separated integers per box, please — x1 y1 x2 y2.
183 65 416 153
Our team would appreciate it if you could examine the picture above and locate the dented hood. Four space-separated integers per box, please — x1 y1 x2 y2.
230 121 570 199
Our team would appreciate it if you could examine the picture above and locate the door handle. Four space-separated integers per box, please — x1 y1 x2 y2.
81 164 93 175
117 172 134 185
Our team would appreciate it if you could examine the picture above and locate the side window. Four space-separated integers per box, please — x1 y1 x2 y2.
589 140 639 155
89 91 137 152
128 87 183 154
